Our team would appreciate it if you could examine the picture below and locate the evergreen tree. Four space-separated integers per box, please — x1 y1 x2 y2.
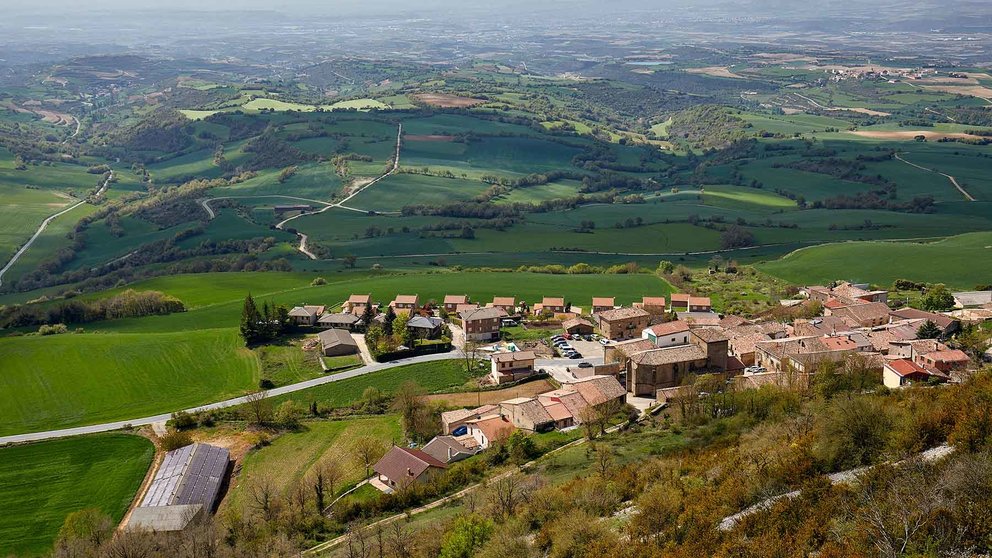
383 305 397 335
240 293 262 345
917 320 942 339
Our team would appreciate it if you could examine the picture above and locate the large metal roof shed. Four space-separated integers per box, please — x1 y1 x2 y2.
129 443 230 532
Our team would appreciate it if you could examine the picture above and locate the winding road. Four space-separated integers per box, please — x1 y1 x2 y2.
0 170 113 288
198 123 404 259
894 152 976 202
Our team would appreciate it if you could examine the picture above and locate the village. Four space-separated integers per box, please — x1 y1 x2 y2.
261 283 992 494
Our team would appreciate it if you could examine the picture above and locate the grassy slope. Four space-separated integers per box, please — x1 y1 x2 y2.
0 328 258 435
758 232 992 289
228 416 402 509
0 434 153 557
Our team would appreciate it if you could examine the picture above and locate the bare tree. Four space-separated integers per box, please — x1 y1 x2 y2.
243 390 273 426
308 457 343 514
246 474 278 521
592 443 614 477
345 523 371 558
387 522 413 558
855 460 947 558
489 475 524 520
353 436 388 479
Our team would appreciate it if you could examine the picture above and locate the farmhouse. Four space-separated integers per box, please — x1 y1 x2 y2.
127 443 229 532
407 316 444 339
344 294 372 315
883 359 946 389
688 296 712 312
669 293 691 312
562 317 595 335
918 349 971 373
642 320 691 348
422 436 477 464
535 296 566 315
465 415 516 449
373 446 446 491
461 306 507 341
490 350 537 384
443 295 470 312
829 302 892 328
490 297 516 313
591 297 616 314
390 294 419 314
634 296 668 315
500 397 555 432
317 328 359 356
318 312 361 331
288 305 325 326
597 307 651 341
441 404 498 435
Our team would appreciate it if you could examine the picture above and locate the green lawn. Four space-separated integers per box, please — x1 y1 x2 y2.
759 232 992 289
0 328 258 436
0 434 153 557
268 359 477 409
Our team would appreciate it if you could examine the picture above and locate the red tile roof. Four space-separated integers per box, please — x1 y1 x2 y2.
670 293 690 304
886 359 927 377
688 296 711 306
592 297 615 307
642 296 667 306
647 320 690 336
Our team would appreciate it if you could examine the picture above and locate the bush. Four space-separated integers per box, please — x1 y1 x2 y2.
38 323 68 335
170 410 196 430
275 400 305 428
160 431 193 451
311 277 327 286
259 378 276 390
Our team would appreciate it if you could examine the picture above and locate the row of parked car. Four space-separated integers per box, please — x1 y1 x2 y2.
550 334 583 359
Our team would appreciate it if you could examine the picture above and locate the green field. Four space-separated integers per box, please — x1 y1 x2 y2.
0 328 258 435
0 434 153 557
759 232 992 289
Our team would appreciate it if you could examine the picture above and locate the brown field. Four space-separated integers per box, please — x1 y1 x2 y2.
848 130 977 141
752 53 818 63
425 379 555 407
405 134 456 142
411 93 485 108
832 107 891 117
921 84 992 100
685 66 745 79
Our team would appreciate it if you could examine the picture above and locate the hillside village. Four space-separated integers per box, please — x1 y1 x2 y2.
254 281 992 494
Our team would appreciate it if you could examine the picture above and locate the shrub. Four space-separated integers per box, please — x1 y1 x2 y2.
311 277 327 286
38 323 68 335
259 378 276 390
170 410 196 430
275 400 305 428
160 431 193 451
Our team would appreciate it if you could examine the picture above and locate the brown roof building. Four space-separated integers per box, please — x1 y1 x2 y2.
443 295 470 312
597 307 651 341
461 306 507 342
830 302 892 328
373 447 446 491
591 297 616 314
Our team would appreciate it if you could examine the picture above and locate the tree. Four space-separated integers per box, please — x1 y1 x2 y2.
342 254 358 269
720 225 756 250
916 320 942 339
240 293 263 345
56 508 113 550
243 390 273 425
919 283 955 312
308 457 343 514
439 515 494 558
275 400 304 428
382 306 396 336
353 436 388 479
955 323 992 362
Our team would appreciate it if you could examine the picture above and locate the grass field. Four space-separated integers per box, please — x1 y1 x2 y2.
0 328 258 435
0 434 153 557
267 359 478 410
0 187 73 261
759 232 992 289
228 416 402 509
77 271 674 334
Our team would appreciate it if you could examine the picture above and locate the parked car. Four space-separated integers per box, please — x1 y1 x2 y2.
599 338 609 346
563 333 572 340
577 362 593 368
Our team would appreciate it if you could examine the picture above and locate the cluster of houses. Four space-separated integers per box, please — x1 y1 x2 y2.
599 282 982 401
370 374 626 492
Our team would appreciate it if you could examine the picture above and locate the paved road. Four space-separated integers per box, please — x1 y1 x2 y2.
0 171 113 288
0 351 463 445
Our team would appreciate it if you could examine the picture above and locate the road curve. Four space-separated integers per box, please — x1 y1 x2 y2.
0 171 113 288
0 351 463 445
894 152 975 202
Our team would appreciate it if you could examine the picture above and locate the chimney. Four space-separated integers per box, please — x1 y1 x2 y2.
407 468 413 477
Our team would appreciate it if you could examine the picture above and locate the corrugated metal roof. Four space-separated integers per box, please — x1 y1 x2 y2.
141 444 229 512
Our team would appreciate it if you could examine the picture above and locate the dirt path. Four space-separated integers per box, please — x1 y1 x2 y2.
894 152 976 201
0 170 113 288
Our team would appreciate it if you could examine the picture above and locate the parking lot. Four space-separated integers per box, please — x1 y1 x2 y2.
548 334 605 361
